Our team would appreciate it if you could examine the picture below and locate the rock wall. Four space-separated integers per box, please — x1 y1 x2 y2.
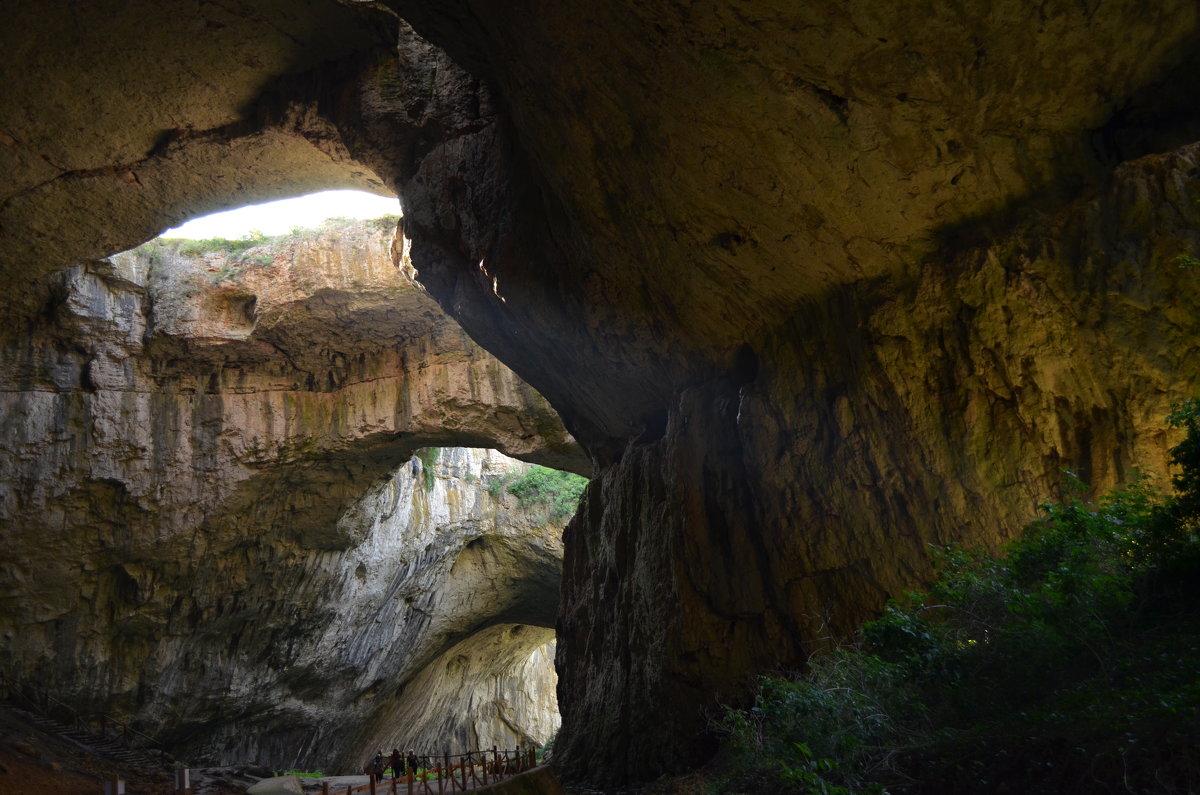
554 144 1200 779
3 1 1200 788
144 445 563 770
368 8 1200 785
0 221 576 769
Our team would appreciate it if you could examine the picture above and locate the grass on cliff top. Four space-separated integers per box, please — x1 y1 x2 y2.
713 401 1200 794
152 214 401 257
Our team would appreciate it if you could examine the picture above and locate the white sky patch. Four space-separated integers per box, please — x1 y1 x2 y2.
162 190 400 239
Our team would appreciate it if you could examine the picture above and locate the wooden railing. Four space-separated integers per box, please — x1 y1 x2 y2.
2 672 543 794
330 746 539 794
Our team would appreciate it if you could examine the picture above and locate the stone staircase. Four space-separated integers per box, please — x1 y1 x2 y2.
14 708 169 770
0 675 172 772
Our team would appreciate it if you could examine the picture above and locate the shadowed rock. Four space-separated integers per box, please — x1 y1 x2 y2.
3 1 1200 786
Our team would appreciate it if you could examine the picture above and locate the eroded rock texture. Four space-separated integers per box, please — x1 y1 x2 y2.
0 221 574 768
379 5 1200 784
150 445 564 770
3 0 1200 787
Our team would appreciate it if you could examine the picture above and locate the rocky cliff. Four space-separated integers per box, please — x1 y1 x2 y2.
142 445 564 770
0 220 576 769
352 8 1200 784
2 1 1200 788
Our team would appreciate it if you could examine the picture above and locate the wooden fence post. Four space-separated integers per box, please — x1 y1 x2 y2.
369 772 377 795
322 783 329 795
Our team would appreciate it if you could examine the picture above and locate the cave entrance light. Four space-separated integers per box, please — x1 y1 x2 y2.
162 190 400 240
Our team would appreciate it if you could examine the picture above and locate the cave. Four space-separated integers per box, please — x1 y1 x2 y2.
0 200 582 772
3 1 1200 791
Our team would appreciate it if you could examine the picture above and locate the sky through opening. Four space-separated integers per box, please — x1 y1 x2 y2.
163 190 400 240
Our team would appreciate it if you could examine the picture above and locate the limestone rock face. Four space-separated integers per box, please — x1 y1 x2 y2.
141 445 564 770
372 7 1200 786
0 221 575 768
3 1 1200 788
0 0 395 299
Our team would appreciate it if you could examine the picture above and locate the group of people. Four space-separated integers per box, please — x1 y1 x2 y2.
368 748 422 780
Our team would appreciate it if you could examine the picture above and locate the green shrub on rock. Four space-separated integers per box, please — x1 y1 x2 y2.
506 466 588 521
715 402 1200 793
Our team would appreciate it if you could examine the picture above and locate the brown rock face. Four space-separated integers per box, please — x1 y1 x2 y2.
555 145 1200 778
376 5 1200 785
3 0 1200 787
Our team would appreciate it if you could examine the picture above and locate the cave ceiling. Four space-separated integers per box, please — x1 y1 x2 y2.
3 0 1197 446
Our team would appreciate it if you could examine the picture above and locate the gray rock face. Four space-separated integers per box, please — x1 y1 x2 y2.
0 222 572 770
147 445 563 770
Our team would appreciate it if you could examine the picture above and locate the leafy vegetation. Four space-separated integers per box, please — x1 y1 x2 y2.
415 448 441 491
173 228 271 257
487 465 587 521
1173 252 1200 270
505 466 588 521
715 403 1200 793
538 729 558 763
283 769 324 778
486 471 515 500
368 214 402 233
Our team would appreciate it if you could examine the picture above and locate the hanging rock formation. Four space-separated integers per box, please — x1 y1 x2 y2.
360 6 1200 784
3 0 1200 787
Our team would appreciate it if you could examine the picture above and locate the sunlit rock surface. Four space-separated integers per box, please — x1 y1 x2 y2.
149 445 563 769
0 220 575 769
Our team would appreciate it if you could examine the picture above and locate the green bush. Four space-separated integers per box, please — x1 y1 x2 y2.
486 471 514 500
538 729 557 762
368 214 402 233
715 402 1200 793
715 653 911 793
505 466 587 521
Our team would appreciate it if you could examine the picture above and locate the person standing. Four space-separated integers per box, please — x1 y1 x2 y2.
389 748 403 779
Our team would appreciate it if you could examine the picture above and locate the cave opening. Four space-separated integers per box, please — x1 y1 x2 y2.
0 179 587 776
9 2 1200 790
